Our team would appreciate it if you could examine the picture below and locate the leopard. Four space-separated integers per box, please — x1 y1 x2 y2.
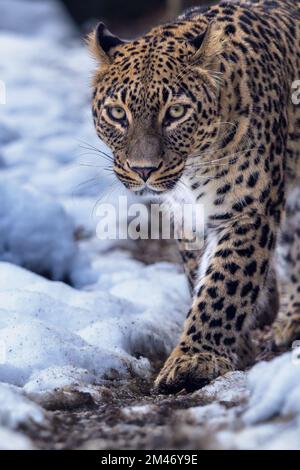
88 0 300 394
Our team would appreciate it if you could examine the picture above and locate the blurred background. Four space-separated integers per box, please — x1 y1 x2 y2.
61 0 217 36
0 0 218 250
0 0 299 452
0 0 221 280
0 0 218 40
0 0 219 281
0 0 220 282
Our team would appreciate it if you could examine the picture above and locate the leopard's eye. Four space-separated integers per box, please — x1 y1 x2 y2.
107 106 126 122
166 104 187 121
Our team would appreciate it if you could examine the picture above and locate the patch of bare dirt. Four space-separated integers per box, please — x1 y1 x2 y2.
20 239 287 450
22 375 225 450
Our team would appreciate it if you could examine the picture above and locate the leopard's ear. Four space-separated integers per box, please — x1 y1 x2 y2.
189 22 226 71
87 22 126 65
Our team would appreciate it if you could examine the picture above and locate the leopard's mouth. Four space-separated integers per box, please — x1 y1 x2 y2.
113 159 184 195
133 187 170 197
115 170 181 195
128 179 179 195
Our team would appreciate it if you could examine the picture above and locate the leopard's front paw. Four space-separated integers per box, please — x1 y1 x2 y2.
273 313 300 347
154 347 234 394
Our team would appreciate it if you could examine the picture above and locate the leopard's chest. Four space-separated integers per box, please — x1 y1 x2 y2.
168 177 230 231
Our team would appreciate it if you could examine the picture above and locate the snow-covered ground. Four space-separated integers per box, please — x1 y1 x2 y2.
0 0 299 450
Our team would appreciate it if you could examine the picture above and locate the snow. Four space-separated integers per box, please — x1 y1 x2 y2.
0 383 45 429
1 0 300 450
122 405 154 419
0 0 75 40
0 179 79 281
194 371 248 404
0 383 46 449
244 352 300 424
0 427 35 450
178 362 300 450
0 260 189 393
217 419 300 451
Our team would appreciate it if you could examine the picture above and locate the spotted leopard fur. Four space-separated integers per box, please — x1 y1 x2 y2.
89 0 300 393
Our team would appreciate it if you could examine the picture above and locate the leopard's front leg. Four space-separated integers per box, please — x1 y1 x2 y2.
177 239 202 294
155 214 277 394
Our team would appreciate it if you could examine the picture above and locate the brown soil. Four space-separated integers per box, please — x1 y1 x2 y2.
19 238 285 450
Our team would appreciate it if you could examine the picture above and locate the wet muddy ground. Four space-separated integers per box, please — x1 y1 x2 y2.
20 239 285 450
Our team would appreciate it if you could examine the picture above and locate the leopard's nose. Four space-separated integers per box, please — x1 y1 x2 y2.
129 163 162 182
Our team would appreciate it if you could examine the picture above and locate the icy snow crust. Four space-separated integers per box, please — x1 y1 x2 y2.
0 260 189 389
0 0 300 450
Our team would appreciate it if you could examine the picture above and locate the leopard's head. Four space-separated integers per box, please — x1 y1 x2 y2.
88 20 226 195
